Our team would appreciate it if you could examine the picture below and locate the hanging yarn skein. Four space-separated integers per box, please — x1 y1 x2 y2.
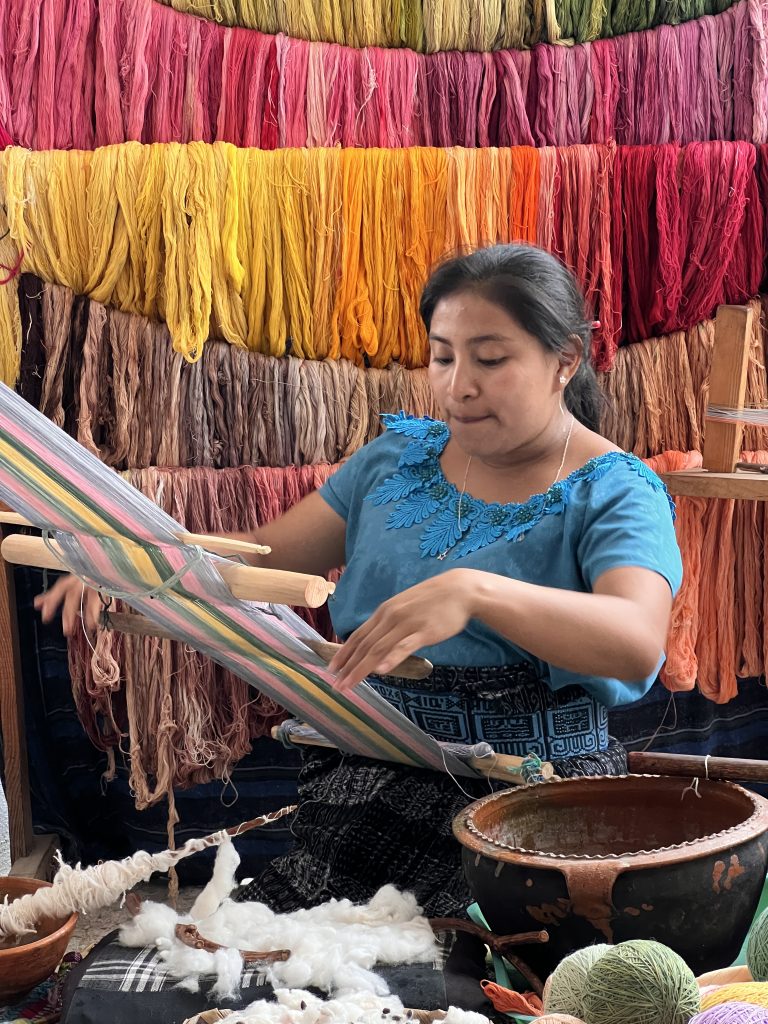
19 279 768 467
1 0 766 150
0 140 763 378
17 278 439 471
151 0 744 49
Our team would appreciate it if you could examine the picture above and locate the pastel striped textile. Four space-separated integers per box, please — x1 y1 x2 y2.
0 140 763 379
154 0 741 50
0 383 476 778
2 0 766 151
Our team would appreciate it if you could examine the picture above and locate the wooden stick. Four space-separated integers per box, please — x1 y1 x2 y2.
1 534 334 609
701 304 753 473
628 750 768 784
271 724 555 784
661 467 768 501
0 525 33 863
0 510 270 559
106 611 433 681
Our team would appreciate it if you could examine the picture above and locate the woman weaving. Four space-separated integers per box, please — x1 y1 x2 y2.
37 244 682 919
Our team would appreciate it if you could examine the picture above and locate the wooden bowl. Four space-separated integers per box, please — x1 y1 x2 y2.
0 876 78 1002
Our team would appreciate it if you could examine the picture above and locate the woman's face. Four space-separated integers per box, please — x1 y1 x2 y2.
426 290 573 463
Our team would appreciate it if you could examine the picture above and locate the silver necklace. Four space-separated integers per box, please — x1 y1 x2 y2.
437 415 576 561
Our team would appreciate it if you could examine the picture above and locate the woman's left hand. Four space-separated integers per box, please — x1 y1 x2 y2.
328 569 478 692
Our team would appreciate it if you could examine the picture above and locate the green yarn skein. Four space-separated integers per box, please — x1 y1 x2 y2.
747 907 768 981
582 939 700 1024
544 945 611 1019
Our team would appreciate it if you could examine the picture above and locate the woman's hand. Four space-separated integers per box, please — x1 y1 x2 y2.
328 569 477 692
33 575 102 636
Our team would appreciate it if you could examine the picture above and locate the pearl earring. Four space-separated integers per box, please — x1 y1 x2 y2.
559 375 567 385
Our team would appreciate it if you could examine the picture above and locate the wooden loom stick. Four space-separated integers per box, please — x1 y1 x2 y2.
701 304 753 473
0 510 270 558
628 750 768 784
663 304 768 500
106 610 433 681
270 723 555 784
0 534 335 609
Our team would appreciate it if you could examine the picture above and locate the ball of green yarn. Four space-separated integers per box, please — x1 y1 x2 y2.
582 940 701 1024
747 907 768 981
543 945 611 1018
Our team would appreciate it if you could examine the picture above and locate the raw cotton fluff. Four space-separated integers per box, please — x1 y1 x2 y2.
197 989 494 1024
120 845 437 997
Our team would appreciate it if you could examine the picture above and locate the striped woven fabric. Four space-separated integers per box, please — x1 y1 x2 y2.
0 383 475 778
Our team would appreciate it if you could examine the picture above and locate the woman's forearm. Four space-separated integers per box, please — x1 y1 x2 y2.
467 569 668 682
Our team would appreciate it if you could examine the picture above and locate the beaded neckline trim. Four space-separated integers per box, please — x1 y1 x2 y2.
365 413 674 561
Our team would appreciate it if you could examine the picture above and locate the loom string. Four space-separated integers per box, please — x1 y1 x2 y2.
42 528 209 602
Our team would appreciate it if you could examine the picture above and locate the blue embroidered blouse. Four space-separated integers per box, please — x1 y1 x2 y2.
319 414 683 709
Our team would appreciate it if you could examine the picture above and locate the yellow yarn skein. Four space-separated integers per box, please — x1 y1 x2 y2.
701 983 768 1010
0 143 541 376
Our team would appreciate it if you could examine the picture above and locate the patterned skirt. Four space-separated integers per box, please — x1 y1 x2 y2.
236 665 626 917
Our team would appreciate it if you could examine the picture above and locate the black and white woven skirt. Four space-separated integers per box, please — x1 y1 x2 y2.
236 664 626 916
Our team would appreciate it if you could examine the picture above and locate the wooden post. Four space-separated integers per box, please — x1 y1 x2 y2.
701 304 753 473
0 525 33 864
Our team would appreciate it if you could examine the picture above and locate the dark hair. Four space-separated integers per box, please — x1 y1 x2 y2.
419 244 605 431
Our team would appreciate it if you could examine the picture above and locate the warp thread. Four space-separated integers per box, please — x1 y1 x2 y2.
1 140 765 377
1 0 766 151
151 0 744 49
17 278 438 471
63 464 339 814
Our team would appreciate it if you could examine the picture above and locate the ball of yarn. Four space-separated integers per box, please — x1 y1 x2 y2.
532 1016 587 1024
543 945 611 1018
690 1004 768 1024
747 909 768 982
582 939 700 1024
702 986 768 1011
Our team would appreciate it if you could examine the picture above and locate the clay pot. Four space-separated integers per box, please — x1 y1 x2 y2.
0 876 78 1002
454 775 768 976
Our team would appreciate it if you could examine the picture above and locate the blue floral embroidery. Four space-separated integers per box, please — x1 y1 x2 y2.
366 412 676 560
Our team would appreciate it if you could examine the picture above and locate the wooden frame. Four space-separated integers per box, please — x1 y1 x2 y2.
662 304 768 500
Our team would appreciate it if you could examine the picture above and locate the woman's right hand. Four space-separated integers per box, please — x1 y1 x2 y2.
34 575 102 636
